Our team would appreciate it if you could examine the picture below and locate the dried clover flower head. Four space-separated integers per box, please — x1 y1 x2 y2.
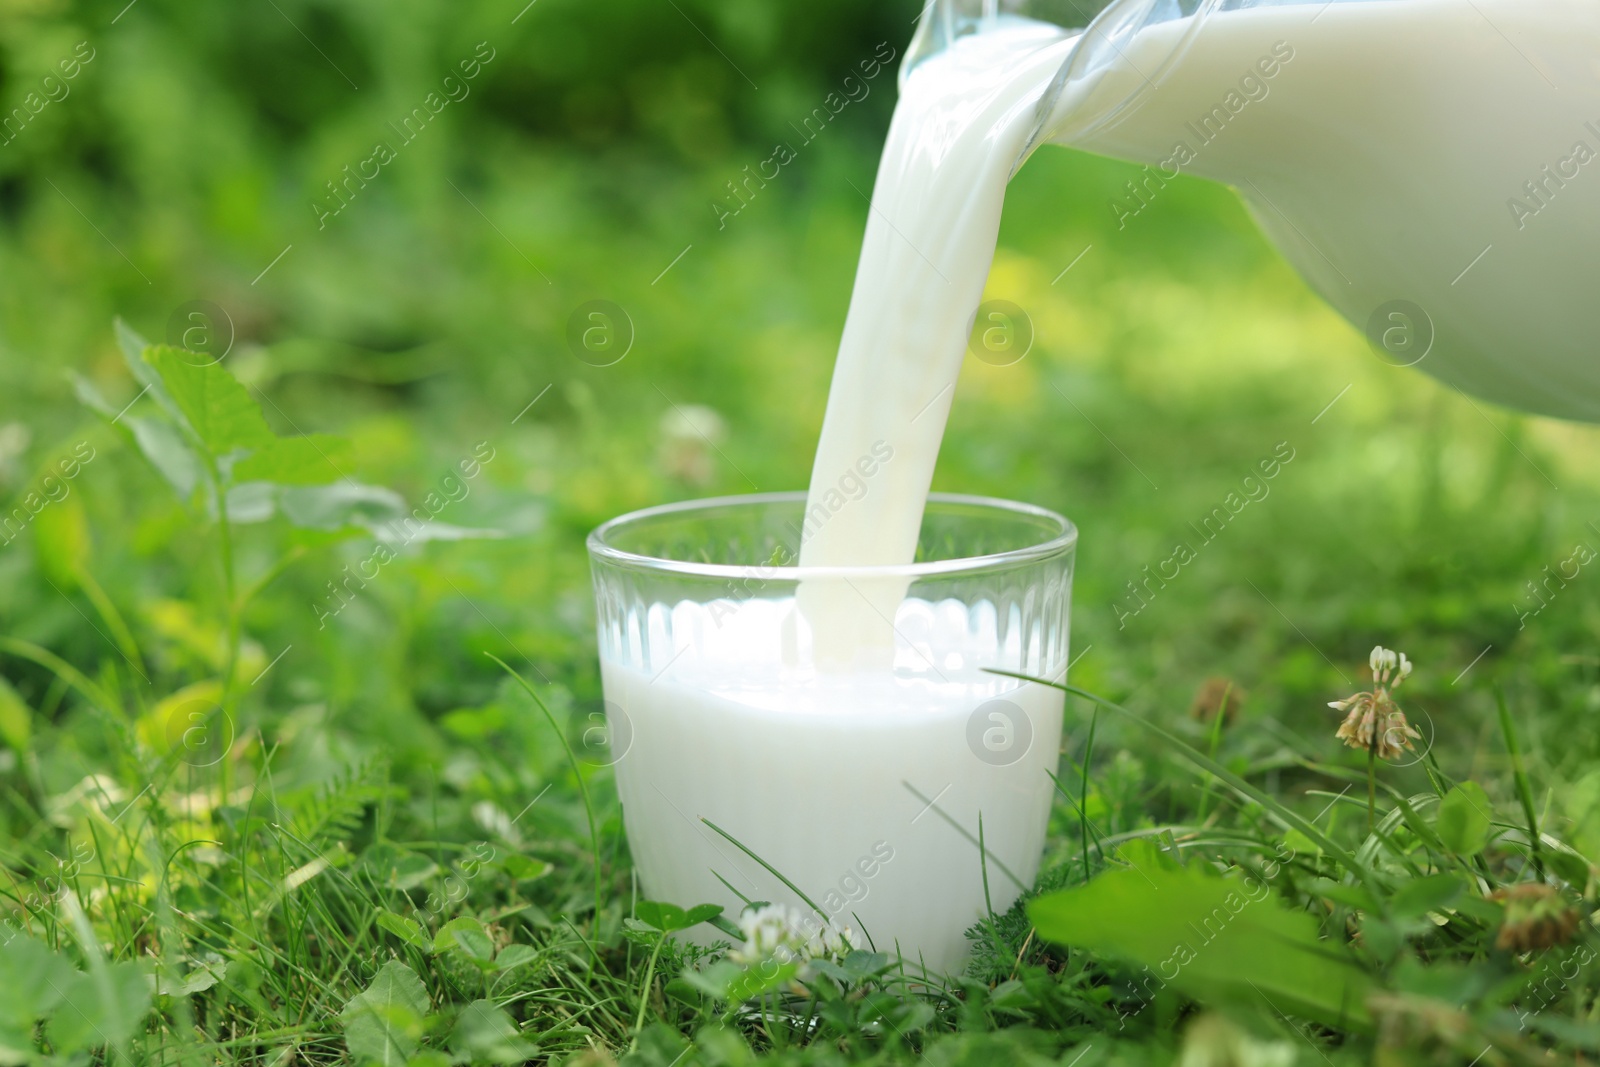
1329 645 1421 760
1490 882 1582 952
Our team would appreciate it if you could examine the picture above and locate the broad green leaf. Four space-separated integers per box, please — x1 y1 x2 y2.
369 518 501 543
144 345 274 455
1283 828 1321 858
136 681 225 759
46 961 151 1054
0 676 32 752
449 1000 536 1064
280 482 407 530
0 1020 32 1064
635 900 723 933
276 482 499 540
221 481 278 523
1560 769 1600 861
1028 839 1371 1029
340 960 428 1066
1436 782 1493 856
233 434 353 485
1518 1013 1600 1051
439 705 507 741
1308 878 1380 914
125 416 202 499
500 854 551 883
435 917 494 965
492 943 537 973
1389 873 1466 921
34 493 90 588
70 372 118 417
153 952 227 997
841 950 891 979
0 935 75 1027
1547 847 1591 891
362 846 440 892
682 958 800 1003
375 910 432 951
114 318 182 423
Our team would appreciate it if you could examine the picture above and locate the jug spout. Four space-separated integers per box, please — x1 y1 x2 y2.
906 0 1225 176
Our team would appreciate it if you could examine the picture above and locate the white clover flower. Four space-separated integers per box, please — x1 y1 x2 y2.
729 904 853 966
1330 646 1421 760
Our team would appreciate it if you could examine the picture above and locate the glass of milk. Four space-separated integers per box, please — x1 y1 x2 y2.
588 492 1075 975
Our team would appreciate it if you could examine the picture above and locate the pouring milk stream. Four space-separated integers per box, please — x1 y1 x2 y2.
801 0 1600 659
620 0 1600 972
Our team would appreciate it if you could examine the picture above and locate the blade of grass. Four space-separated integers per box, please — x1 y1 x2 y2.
995 673 1381 892
977 814 1006 961
1495 687 1543 878
0 636 121 717
487 653 603 946
710 869 753 907
1081 706 1099 874
1044 768 1102 876
701 817 826 917
1196 684 1229 822
899 782 1027 892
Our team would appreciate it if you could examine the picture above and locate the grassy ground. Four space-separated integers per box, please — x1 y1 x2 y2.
5 17 1600 1061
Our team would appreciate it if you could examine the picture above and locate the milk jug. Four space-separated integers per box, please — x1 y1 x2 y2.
909 0 1600 422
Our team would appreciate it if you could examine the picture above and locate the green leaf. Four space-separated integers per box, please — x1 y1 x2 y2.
492 943 537 973
375 910 433 951
635 900 723 934
233 434 353 485
1028 839 1371 1029
1283 828 1321 859
0 935 75 1028
277 481 497 540
363 846 440 892
1436 782 1493 856
69 372 118 417
46 961 151 1054
449 1000 537 1064
0 676 32 752
340 960 428 1066
500 853 551 883
1309 878 1380 914
841 950 891 979
1389 873 1465 920
153 952 227 997
144 345 274 455
435 917 494 966
682 958 800 1004
34 493 90 588
114 318 182 422
223 481 278 523
1547 847 1591 891
279 482 407 530
0 1021 33 1064
125 416 202 499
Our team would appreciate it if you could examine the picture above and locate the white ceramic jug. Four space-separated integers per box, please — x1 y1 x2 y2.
910 0 1600 421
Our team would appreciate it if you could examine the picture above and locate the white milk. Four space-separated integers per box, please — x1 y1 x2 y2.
606 597 1063 975
797 20 1080 666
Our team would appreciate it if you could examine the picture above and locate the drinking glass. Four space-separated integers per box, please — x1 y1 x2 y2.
587 492 1075 974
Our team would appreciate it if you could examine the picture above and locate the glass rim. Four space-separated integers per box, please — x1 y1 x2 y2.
586 491 1078 581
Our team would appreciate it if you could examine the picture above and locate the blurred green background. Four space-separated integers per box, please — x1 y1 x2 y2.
3 0 1600 793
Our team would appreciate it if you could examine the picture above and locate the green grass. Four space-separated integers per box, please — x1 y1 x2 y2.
4 14 1600 1058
